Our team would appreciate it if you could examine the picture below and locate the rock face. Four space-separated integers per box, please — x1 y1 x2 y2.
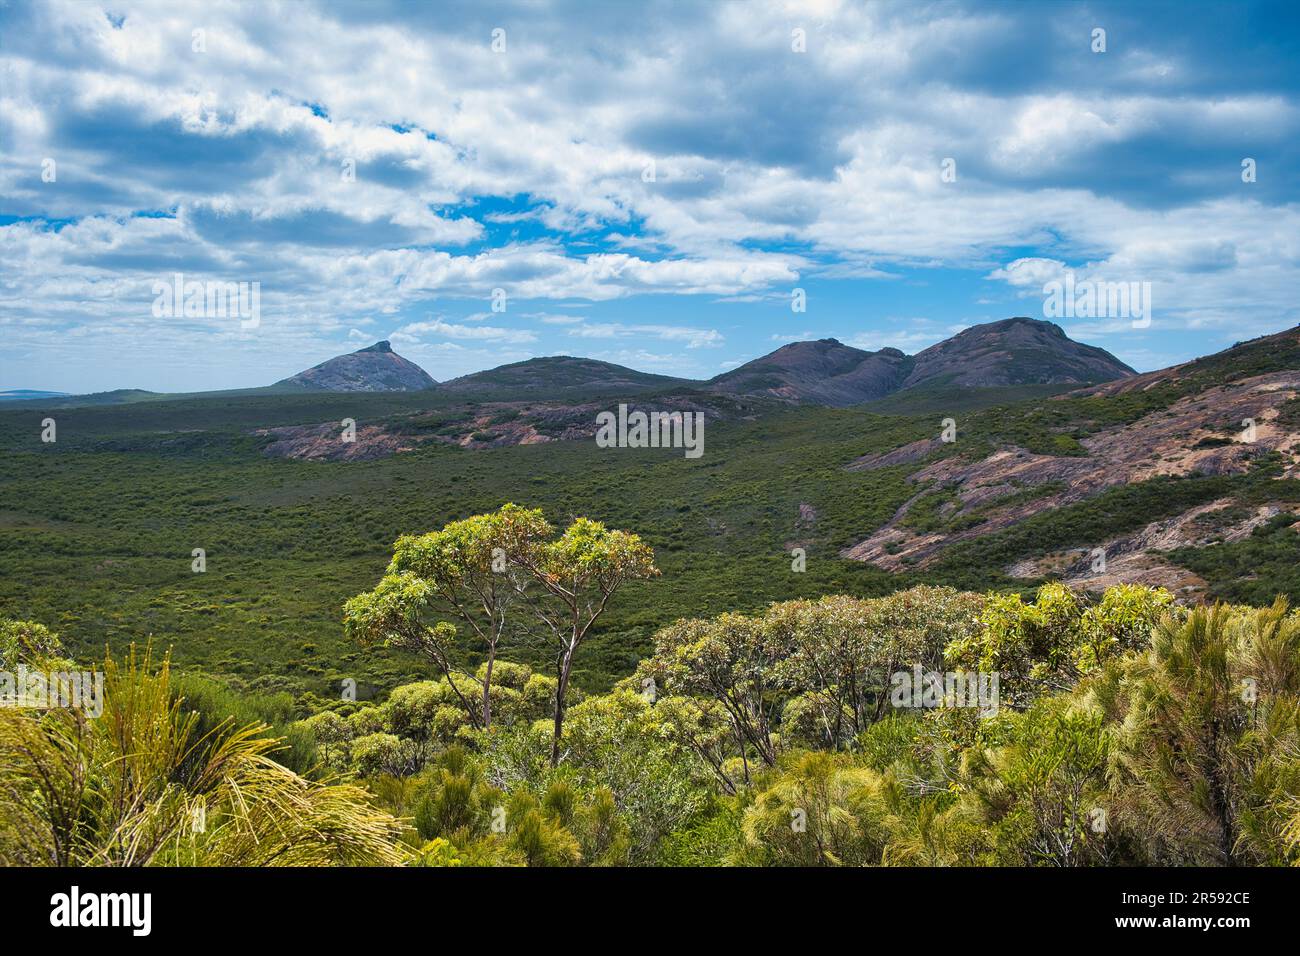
708 339 912 406
902 317 1135 389
1003 499 1286 595
276 341 437 392
256 393 756 461
840 360 1300 596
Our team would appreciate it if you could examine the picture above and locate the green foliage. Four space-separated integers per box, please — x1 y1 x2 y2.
559 690 706 861
351 732 421 777
1170 511 1300 605
172 672 318 775
0 641 405 866
957 698 1111 865
643 611 783 771
946 582 1175 705
1075 583 1176 674
643 587 986 779
378 744 630 867
9 582 1300 867
412 748 502 843
411 837 464 867
653 798 745 866
0 618 66 669
346 505 657 764
734 751 889 866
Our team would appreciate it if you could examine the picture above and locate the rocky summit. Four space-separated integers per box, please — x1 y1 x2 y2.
901 317 1136 389
705 318 1134 406
275 341 437 392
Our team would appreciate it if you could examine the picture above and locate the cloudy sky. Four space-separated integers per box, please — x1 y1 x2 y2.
2 0 1298 393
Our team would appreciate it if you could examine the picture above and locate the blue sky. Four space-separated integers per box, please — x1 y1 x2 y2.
1 0 1298 393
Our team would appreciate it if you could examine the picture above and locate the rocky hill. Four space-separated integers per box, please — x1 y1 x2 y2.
275 341 436 392
902 317 1136 389
706 319 1132 406
840 325 1300 598
708 339 912 406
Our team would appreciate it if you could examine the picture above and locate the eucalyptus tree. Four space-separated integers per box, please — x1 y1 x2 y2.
347 504 658 763
345 504 549 729
643 612 787 777
344 573 483 728
504 512 659 765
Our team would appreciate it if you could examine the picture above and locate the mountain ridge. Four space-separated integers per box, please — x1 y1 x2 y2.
273 317 1131 403
707 338 912 406
703 317 1134 406
7 318 1143 404
902 317 1137 390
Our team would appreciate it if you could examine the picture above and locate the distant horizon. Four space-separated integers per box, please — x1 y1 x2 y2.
3 314 1095 395
7 309 1164 395
11 312 1297 399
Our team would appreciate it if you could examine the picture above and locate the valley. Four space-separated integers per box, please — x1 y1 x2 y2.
2 319 1297 699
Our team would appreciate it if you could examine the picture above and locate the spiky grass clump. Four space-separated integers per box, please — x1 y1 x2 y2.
0 645 406 867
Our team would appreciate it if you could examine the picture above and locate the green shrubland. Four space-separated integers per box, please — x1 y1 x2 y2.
6 508 1298 866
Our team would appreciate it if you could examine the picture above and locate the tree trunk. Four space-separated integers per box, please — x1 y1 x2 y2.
482 642 496 729
550 649 574 767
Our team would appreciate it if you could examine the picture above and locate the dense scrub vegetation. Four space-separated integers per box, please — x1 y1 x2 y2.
3 379 1293 698
4 507 1300 867
3 335 1298 866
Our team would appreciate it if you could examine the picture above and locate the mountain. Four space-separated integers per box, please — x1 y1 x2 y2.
14 319 1134 408
707 319 1133 406
901 317 1135 389
441 356 695 394
708 339 912 406
275 341 437 392
430 318 1129 409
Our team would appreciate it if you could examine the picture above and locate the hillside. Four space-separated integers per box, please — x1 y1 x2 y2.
840 325 1300 599
442 356 695 394
707 319 1132 406
276 341 437 392
1 323 1297 698
708 339 912 406
902 317 1135 389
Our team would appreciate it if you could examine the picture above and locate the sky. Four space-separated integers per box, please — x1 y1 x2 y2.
1 0 1298 394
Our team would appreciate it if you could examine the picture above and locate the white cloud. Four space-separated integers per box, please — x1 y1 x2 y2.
564 321 723 348
393 318 537 345
2 0 1298 389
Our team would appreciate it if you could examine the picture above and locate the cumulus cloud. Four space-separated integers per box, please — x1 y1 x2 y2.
564 321 724 348
392 318 537 345
1 0 1297 390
